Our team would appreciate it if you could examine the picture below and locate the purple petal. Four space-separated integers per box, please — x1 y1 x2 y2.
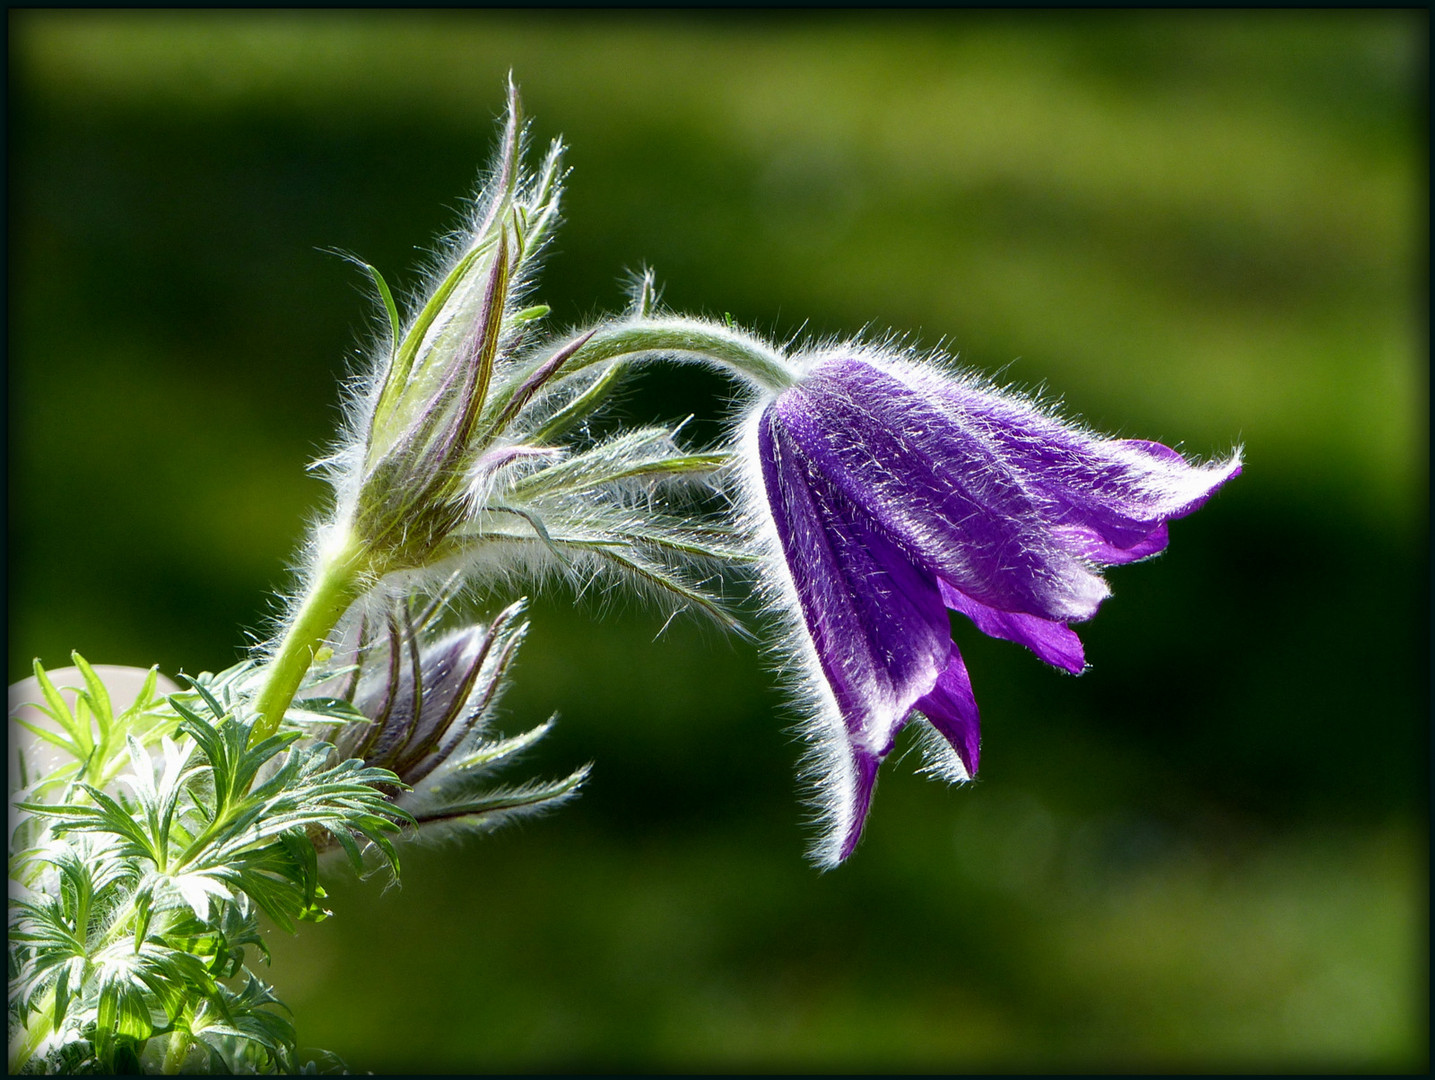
472 443 564 482
493 328 599 430
777 360 1110 622
351 622 490 773
938 579 1087 674
759 407 951 754
837 749 881 863
913 648 981 777
390 625 491 774
1055 521 1170 565
759 405 955 859
932 377 1242 561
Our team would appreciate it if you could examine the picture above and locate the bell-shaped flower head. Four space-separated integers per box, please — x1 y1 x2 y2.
740 348 1241 867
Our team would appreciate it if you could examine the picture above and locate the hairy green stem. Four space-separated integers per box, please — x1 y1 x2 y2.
162 1029 191 1074
557 317 797 393
250 539 369 744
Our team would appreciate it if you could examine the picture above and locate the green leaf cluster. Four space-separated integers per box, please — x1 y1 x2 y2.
9 658 408 1074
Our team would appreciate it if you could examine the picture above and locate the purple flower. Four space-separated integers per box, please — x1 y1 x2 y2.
744 352 1241 866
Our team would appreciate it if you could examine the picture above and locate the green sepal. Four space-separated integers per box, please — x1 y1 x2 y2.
513 304 550 323
362 261 402 362
413 766 589 829
571 543 749 638
372 237 494 446
490 505 571 567
529 360 626 444
444 717 555 772
508 426 728 500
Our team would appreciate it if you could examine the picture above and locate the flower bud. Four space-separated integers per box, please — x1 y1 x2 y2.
325 597 587 833
341 84 565 577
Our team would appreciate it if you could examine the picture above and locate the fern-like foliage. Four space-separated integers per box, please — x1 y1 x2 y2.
9 658 407 1074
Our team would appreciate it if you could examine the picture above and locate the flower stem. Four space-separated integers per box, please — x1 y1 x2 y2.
557 316 797 392
250 538 368 744
162 1030 191 1074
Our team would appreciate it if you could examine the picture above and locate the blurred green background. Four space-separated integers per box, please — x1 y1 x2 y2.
8 10 1427 1072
